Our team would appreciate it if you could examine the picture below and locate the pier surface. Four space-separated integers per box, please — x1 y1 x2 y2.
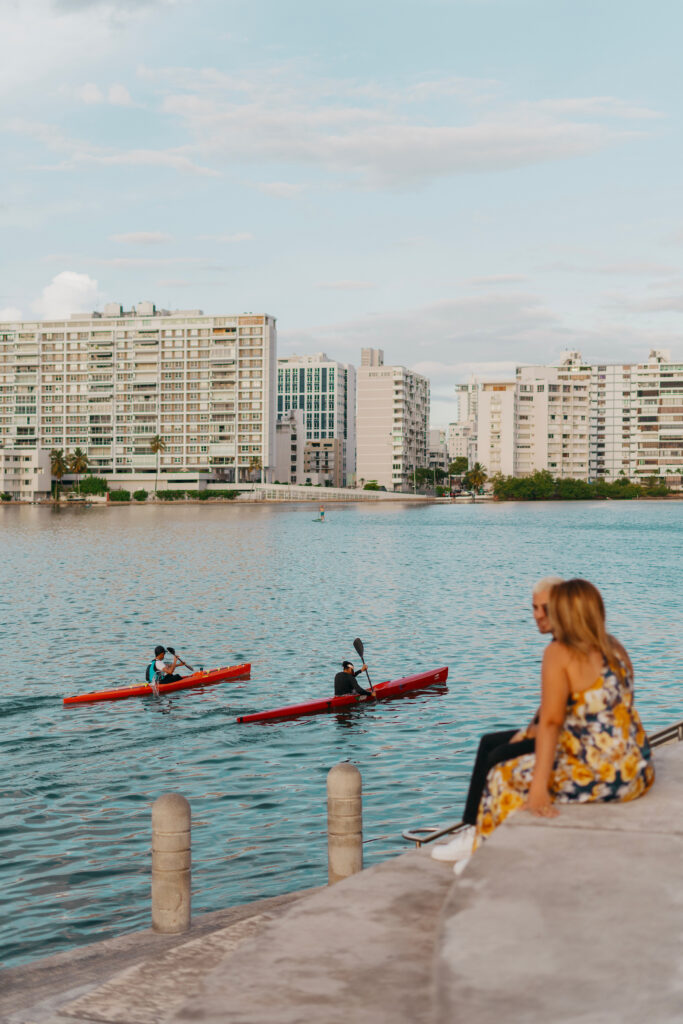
3 743 682 1024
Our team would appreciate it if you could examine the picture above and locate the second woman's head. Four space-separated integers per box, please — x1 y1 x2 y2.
548 579 611 660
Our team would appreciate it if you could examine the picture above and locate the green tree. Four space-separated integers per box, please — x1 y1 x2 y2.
50 448 68 502
149 434 167 494
79 475 109 496
68 447 89 494
463 462 487 493
449 456 468 475
249 455 262 482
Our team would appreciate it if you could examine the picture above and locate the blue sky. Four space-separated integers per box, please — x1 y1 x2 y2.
2 0 683 425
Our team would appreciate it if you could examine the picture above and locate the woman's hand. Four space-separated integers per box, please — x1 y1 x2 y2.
524 784 558 818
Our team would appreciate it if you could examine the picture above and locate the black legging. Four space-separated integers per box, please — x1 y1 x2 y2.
462 729 535 826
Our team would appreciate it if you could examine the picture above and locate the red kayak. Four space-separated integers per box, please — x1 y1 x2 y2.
236 667 448 723
63 663 251 706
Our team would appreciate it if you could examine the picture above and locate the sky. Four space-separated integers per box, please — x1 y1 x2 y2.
2 0 683 426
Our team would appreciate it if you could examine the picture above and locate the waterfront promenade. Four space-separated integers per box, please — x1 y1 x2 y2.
3 738 682 1023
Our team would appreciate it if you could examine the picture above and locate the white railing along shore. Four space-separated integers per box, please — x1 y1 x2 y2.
213 483 432 502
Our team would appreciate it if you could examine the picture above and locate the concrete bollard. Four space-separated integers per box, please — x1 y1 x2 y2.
327 762 363 885
151 793 191 934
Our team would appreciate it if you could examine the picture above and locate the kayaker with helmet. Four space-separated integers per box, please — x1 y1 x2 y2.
334 660 374 698
147 645 185 690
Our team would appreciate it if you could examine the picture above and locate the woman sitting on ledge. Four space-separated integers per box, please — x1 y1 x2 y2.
473 578 654 855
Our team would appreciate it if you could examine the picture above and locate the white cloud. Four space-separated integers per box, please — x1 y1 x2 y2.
467 274 528 286
152 64 659 189
610 292 683 313
0 306 23 321
110 231 173 244
96 256 204 266
533 97 663 120
196 232 253 242
79 82 104 104
33 271 100 318
108 83 133 105
254 182 307 199
316 280 376 291
77 81 134 105
281 292 683 390
9 118 218 178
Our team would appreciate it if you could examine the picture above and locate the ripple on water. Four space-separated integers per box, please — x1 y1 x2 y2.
1 500 682 968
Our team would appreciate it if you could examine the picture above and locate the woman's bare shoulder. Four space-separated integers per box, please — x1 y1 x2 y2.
542 640 572 669
544 639 570 659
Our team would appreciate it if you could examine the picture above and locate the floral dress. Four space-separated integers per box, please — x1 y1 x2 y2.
475 657 654 845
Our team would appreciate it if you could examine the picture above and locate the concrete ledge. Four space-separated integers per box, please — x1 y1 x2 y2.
170 850 453 1024
435 744 683 1024
0 889 318 1023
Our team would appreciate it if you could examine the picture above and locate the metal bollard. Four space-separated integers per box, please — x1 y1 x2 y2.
327 762 362 885
151 793 191 933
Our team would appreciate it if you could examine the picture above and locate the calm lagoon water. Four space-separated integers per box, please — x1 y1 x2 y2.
1 499 682 968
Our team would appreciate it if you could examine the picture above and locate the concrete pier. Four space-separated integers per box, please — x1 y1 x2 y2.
3 742 683 1024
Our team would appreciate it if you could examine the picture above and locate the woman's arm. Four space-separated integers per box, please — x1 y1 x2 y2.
525 643 570 816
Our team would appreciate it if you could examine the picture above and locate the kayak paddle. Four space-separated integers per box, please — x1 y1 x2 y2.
352 637 375 695
167 646 195 673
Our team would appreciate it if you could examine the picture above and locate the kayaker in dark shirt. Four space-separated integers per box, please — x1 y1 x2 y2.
334 660 374 698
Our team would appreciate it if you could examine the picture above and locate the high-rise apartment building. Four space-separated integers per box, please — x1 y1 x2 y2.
447 421 476 466
356 348 429 491
629 349 682 481
476 381 516 476
515 352 591 479
456 349 682 484
589 361 634 480
277 353 356 485
0 304 277 483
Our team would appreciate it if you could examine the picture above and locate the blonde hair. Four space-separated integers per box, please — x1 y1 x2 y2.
548 579 620 669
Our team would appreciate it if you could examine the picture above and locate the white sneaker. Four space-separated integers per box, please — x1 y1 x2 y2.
430 826 475 862
453 855 471 876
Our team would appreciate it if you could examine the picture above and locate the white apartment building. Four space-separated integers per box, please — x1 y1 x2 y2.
427 428 449 473
455 349 682 484
0 303 277 485
0 447 51 501
447 421 476 466
476 382 516 476
277 353 356 485
356 348 430 491
629 349 683 481
589 361 635 480
515 352 591 479
274 408 305 485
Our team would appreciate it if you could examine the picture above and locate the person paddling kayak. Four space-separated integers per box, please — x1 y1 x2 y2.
146 645 185 692
334 660 375 698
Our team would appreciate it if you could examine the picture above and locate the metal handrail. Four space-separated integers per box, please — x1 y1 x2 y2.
402 719 683 847
648 720 683 748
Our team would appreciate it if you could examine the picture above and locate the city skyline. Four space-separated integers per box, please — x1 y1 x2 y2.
2 0 683 427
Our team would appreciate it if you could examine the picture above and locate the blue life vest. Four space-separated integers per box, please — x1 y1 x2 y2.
145 661 158 684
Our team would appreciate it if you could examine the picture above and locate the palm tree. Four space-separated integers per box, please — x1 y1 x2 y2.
150 434 167 494
464 462 488 494
68 447 89 494
249 455 262 483
50 448 68 502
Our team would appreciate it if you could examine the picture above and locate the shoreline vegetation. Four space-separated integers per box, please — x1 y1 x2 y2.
491 469 672 501
2 469 681 506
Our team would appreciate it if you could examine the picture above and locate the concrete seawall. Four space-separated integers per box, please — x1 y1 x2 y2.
3 742 682 1023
